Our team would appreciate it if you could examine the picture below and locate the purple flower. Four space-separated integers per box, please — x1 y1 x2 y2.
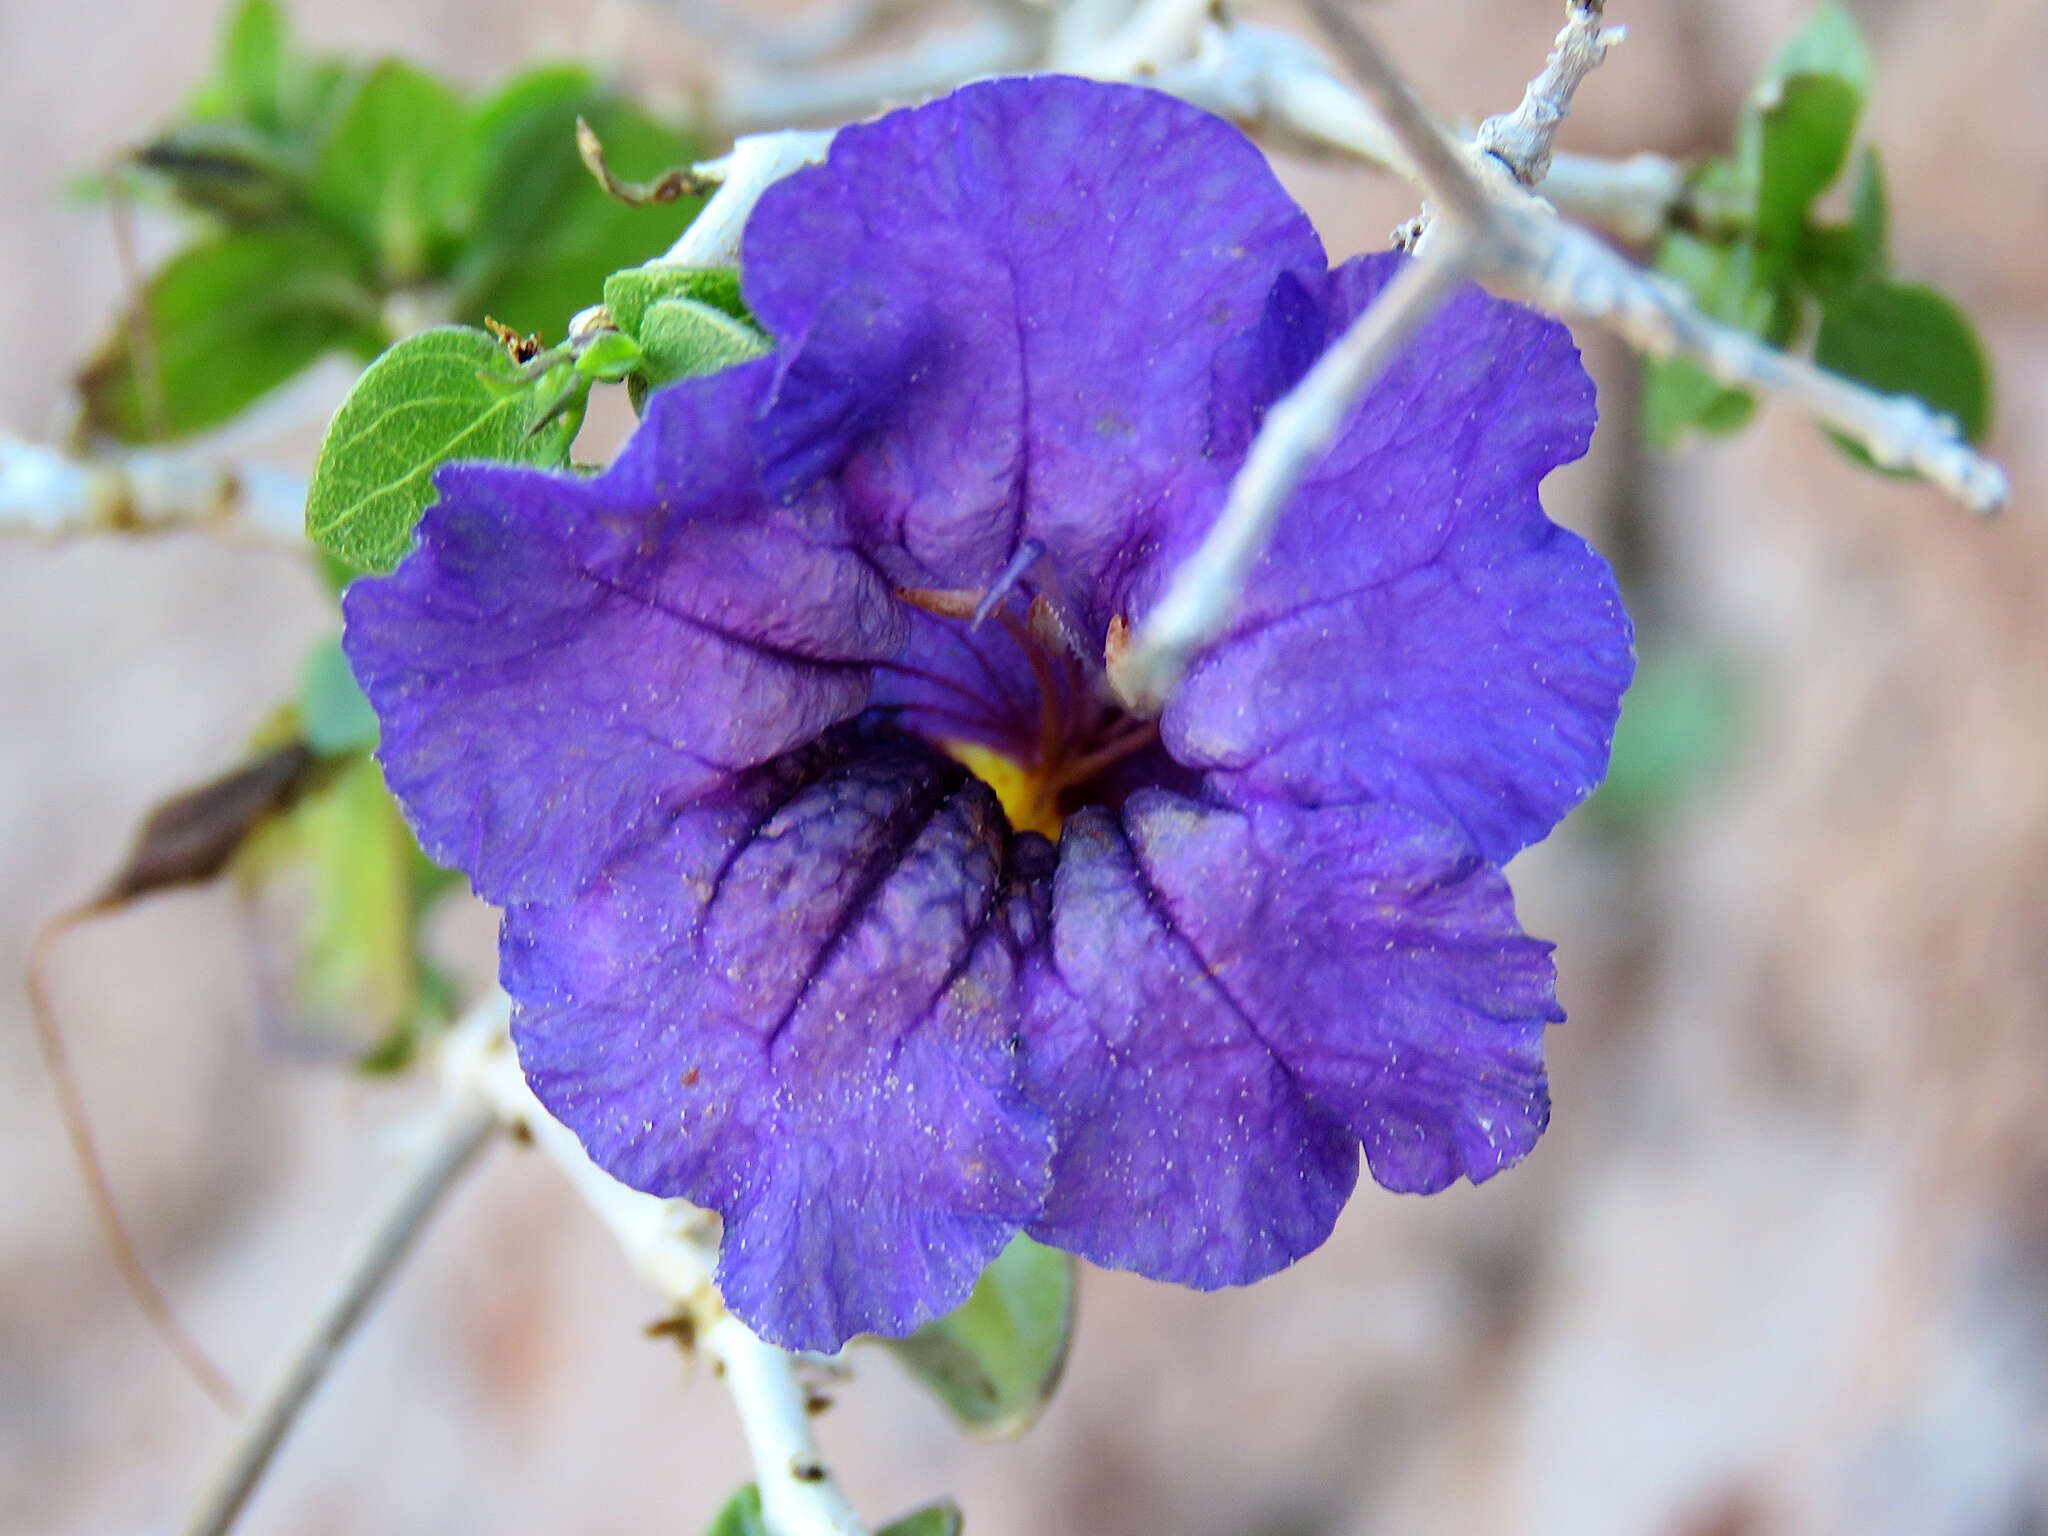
344 76 1633 1351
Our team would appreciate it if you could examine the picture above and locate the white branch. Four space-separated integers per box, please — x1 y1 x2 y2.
1499 203 2010 509
716 16 1037 132
658 131 839 268
1110 240 1471 715
663 0 938 68
1 435 307 546
1539 149 1685 245
442 997 866 1536
1475 0 1622 187
1115 0 2007 706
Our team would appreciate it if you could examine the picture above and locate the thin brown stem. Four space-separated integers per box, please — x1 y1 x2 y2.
27 909 241 1411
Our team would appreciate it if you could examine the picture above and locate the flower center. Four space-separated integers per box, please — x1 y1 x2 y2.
889 583 1160 840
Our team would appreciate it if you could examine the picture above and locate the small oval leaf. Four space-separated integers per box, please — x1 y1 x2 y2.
882 1235 1075 1438
305 325 570 573
1816 280 1993 449
636 297 771 391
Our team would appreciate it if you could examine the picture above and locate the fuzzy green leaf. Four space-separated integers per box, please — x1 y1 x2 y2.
635 297 771 391
603 263 750 338
305 326 571 572
75 226 381 444
884 1235 1075 1438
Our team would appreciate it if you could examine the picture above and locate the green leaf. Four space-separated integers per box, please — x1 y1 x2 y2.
1642 233 1794 449
602 263 750 339
1587 649 1744 830
456 72 701 338
1815 280 1993 461
235 754 433 1066
310 61 475 283
1755 72 1862 255
703 1486 769 1536
220 0 287 127
298 635 379 755
1757 1 1873 101
1850 145 1888 274
574 329 644 381
1740 4 1873 256
635 298 771 392
131 118 310 223
75 226 382 444
306 325 575 572
884 1235 1075 1438
879 1503 964 1536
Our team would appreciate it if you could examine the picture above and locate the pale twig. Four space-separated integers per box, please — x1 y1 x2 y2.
657 131 837 267
1118 0 2007 706
1499 208 2011 510
444 997 868 1536
1475 0 1623 186
1301 0 2006 512
662 0 936 68
715 15 1036 131
0 435 307 545
177 1103 497 1536
1540 149 1685 244
1110 244 1470 714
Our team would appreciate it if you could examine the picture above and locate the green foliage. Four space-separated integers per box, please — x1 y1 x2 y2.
92 5 704 440
215 0 288 128
310 61 473 283
76 227 382 443
298 635 380 754
1642 234 1791 449
1647 2 1992 484
235 753 447 1070
635 299 772 394
600 264 767 406
880 1504 965 1536
1587 649 1744 831
601 263 750 337
305 326 577 573
702 1488 962 1536
704 1487 769 1536
1816 281 1992 458
455 74 702 337
884 1235 1075 1438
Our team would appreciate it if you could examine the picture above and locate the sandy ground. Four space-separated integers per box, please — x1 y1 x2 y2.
3 2 2045 1533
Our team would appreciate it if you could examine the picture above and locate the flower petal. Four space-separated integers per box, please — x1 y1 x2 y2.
1161 254 1635 863
343 361 905 905
505 726 1056 1351
741 75 1325 627
1024 790 1558 1283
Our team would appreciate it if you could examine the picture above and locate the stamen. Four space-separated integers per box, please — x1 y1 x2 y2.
897 586 983 620
991 608 1068 775
971 540 1047 629
1028 592 1095 670
1044 718 1160 795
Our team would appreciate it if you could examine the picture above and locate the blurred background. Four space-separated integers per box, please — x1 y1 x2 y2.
3 0 2044 1532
